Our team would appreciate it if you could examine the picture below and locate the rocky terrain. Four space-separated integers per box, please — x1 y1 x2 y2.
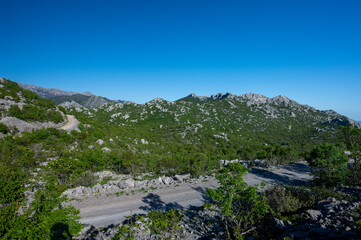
61 162 310 234
88 92 360 132
74 194 361 240
68 162 361 240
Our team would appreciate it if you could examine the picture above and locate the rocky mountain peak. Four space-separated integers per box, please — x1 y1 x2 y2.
210 92 234 100
187 93 209 101
272 95 292 105
211 92 224 99
239 93 269 104
187 93 198 98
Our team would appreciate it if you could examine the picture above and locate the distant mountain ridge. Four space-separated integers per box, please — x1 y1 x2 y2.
182 92 361 128
17 82 94 98
15 80 360 130
18 82 127 109
63 90 360 152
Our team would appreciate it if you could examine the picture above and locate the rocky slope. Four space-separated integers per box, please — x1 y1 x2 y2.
50 94 110 109
92 92 360 130
67 92 360 154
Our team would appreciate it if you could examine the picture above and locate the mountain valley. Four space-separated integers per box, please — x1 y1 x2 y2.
1 78 361 240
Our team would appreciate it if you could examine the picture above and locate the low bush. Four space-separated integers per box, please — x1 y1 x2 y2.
0 123 9 134
345 160 361 187
146 209 183 235
266 185 352 215
265 186 302 214
71 171 98 188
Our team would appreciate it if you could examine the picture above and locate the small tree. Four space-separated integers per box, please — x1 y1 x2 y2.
206 163 270 239
307 143 348 186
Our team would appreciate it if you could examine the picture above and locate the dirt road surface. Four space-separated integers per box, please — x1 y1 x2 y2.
60 115 80 132
73 162 312 227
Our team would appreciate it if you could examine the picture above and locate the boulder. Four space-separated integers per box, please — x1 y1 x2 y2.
174 174 191 182
162 176 173 185
82 187 91 194
304 210 322 221
118 179 135 189
92 184 104 193
135 180 148 188
147 177 163 186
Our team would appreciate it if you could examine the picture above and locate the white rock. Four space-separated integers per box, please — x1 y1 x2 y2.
101 147 111 153
118 178 135 189
135 180 148 188
162 176 173 185
174 174 191 182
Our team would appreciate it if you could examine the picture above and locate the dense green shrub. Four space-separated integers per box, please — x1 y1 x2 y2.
307 143 348 186
345 160 361 186
0 123 9 134
146 209 183 235
0 135 82 239
8 104 63 123
265 186 302 214
45 158 85 186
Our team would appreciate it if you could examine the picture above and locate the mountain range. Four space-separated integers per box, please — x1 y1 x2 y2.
17 82 127 109
15 81 361 131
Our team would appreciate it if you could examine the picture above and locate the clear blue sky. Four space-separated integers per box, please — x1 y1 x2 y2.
1 0 360 120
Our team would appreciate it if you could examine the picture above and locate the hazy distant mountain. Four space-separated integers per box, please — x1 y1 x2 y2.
17 82 94 98
17 82 127 109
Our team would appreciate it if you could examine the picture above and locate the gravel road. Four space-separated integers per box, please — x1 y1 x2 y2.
60 115 80 132
72 162 312 227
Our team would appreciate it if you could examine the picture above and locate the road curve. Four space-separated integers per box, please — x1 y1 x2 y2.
60 115 80 132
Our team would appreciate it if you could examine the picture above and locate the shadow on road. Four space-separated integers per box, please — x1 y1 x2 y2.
190 186 213 207
281 162 311 175
140 193 184 212
249 168 310 186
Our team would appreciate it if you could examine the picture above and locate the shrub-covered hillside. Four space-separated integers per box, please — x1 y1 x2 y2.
0 78 65 135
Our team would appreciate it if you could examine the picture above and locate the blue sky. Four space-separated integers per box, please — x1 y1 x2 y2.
1 0 360 120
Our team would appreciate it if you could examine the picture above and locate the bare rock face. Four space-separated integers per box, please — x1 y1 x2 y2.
59 101 84 109
0 117 64 133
